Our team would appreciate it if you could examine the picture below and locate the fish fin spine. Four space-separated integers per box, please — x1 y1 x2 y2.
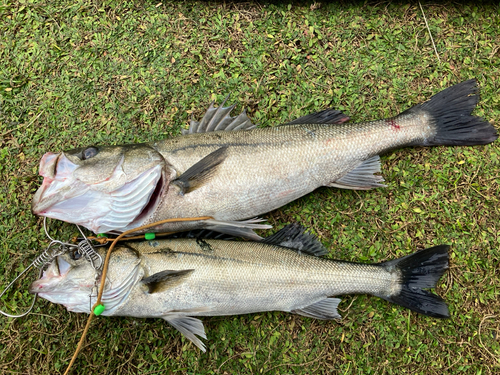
403 79 497 146
379 245 450 318
183 96 257 134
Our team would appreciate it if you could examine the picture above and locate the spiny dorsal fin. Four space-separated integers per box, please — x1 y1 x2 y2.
262 223 328 256
283 108 350 125
172 147 228 194
182 96 257 134
142 269 194 294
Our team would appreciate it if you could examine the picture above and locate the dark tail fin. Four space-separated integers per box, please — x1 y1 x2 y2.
379 245 450 318
404 79 497 146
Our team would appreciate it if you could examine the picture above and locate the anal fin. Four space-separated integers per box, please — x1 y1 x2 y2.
292 298 342 320
328 155 386 190
205 218 272 240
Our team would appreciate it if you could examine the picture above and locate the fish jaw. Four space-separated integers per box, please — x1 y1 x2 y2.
32 152 165 233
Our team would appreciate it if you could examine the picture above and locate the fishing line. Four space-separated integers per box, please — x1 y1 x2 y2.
63 216 214 375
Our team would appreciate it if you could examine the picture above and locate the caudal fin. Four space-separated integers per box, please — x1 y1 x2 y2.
404 79 497 146
379 245 450 318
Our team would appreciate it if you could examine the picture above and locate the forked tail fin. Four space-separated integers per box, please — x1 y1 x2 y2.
378 245 450 318
403 79 497 146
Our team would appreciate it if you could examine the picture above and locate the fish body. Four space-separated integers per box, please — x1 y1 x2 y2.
31 80 497 237
30 225 450 351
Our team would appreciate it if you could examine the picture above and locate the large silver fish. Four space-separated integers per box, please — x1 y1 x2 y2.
30 225 450 351
31 80 497 238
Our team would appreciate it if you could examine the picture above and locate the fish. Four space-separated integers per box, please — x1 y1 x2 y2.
31 79 497 238
29 224 450 352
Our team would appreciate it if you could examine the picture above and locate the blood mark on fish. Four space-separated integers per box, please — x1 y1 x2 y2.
387 119 401 131
325 138 335 146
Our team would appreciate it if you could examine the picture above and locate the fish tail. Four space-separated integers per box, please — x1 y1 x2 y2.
378 245 450 318
403 79 497 146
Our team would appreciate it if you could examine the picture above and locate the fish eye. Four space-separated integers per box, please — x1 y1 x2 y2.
82 147 98 160
70 249 82 260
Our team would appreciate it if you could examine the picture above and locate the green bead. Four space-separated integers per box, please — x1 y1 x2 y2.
145 233 156 240
93 304 105 316
97 233 108 238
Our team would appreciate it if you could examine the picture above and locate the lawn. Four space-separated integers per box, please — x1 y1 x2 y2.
1 0 499 374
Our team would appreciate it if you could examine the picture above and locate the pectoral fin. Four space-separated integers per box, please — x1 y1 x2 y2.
142 269 194 294
172 147 228 194
163 315 207 352
292 298 342 320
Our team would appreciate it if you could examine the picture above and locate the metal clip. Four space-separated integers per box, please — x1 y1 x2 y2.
75 225 103 271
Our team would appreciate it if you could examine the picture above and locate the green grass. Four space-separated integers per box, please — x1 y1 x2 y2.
1 0 499 373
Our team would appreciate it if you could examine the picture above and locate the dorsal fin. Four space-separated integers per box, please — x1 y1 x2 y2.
164 229 234 241
262 223 328 256
182 96 257 134
283 108 350 125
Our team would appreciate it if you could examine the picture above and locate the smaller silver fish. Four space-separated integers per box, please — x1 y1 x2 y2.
30 225 450 351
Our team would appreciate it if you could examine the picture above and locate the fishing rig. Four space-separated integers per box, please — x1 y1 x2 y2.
0 218 104 318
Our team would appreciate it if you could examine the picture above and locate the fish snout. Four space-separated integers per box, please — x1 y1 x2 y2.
32 153 83 215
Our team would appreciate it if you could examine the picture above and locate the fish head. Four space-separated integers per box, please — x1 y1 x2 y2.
29 246 142 314
32 144 169 233
28 250 98 313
